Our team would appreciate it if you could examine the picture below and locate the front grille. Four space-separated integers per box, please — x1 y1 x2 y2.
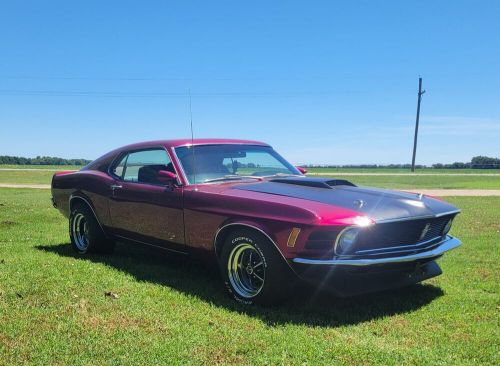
351 215 455 255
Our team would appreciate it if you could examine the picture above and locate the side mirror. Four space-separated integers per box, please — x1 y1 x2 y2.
296 166 308 174
157 170 178 185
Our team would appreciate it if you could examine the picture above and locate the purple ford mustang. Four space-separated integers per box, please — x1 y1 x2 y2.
51 139 461 304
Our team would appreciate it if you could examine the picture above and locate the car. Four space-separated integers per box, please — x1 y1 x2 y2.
51 139 461 305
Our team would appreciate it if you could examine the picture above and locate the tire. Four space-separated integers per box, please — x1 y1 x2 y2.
69 202 115 254
219 229 293 305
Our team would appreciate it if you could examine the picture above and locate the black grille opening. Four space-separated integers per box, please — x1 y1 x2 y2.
349 215 455 255
304 231 339 250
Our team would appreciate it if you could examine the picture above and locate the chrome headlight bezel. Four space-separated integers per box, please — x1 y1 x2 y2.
442 218 453 237
334 227 361 255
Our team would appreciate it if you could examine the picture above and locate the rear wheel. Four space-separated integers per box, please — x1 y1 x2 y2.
69 203 115 254
219 229 293 305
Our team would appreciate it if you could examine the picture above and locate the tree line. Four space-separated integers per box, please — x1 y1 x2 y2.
0 155 91 166
303 156 500 169
1 154 498 169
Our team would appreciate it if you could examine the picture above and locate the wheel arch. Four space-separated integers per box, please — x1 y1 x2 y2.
213 222 296 274
69 194 106 234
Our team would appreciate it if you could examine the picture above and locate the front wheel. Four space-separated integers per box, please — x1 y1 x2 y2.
69 203 115 254
219 229 293 305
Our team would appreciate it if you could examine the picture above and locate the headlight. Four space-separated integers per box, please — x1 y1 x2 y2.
335 227 360 255
442 219 453 236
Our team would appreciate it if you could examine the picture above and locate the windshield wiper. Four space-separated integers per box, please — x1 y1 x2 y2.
203 175 263 183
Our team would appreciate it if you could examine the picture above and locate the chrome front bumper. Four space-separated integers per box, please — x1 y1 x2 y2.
292 235 461 266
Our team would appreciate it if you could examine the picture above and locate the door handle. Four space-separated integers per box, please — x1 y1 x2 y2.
110 184 123 190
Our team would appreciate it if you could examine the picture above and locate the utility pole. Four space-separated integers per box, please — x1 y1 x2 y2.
411 77 425 172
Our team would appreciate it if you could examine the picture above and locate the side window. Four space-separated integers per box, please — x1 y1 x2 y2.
112 154 128 178
122 149 172 184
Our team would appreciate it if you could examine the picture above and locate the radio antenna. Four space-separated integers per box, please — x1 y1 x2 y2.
188 89 197 189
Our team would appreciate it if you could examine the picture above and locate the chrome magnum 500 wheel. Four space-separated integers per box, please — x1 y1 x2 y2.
220 229 292 305
69 202 115 254
227 242 266 298
71 212 90 252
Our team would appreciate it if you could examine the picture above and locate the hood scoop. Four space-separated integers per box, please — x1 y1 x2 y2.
269 177 356 189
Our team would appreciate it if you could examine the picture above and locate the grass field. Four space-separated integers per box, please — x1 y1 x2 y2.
1 166 500 189
0 166 80 185
0 188 498 365
315 174 500 190
306 167 500 174
0 170 58 185
306 167 500 189
3 165 499 174
0 165 83 170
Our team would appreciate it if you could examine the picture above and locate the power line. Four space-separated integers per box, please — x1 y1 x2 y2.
0 76 271 81
0 89 365 98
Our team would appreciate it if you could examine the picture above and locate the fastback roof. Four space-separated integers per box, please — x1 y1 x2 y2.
121 138 270 150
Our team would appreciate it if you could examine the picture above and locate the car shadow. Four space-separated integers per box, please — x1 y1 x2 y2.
36 242 444 327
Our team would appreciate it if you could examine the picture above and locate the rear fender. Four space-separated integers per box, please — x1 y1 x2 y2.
69 193 109 237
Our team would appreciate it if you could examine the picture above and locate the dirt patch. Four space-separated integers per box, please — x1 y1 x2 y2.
0 220 17 227
406 189 500 196
0 183 50 189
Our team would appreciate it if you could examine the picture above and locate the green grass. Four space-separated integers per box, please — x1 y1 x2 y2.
321 174 500 189
0 170 57 184
0 164 82 170
1 167 499 189
0 166 80 185
307 167 500 174
0 188 498 365
306 167 500 189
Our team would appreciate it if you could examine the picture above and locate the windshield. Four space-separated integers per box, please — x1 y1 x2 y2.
175 144 300 184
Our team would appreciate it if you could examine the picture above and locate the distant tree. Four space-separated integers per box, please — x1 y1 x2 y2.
0 155 91 166
471 156 500 169
304 157 499 170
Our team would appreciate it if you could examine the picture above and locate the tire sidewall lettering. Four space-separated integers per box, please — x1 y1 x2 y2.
223 232 270 304
224 281 253 305
230 236 267 269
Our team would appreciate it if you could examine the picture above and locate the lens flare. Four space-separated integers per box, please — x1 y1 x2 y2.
353 216 373 227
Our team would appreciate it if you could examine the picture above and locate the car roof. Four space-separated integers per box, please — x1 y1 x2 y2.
119 138 270 150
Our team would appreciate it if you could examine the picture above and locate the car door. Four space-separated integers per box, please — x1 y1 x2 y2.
107 148 185 252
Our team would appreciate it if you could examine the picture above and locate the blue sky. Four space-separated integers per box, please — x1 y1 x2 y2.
1 1 499 165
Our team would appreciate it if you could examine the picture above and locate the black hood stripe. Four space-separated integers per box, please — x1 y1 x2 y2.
235 180 459 222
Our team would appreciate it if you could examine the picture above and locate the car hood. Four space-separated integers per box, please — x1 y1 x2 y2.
233 177 459 222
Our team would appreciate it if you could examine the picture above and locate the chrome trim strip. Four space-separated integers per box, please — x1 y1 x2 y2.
292 236 461 266
213 222 297 274
175 142 270 148
355 235 443 254
375 210 461 224
354 242 443 257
